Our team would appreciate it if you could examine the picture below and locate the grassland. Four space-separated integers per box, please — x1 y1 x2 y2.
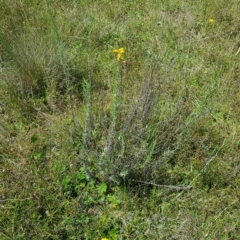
0 0 240 239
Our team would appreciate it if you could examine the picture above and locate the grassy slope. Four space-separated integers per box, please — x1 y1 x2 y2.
0 0 240 239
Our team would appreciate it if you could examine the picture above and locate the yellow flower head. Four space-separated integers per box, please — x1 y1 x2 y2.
209 18 214 23
101 238 109 240
112 47 125 60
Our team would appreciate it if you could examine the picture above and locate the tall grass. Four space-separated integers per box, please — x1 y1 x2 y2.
0 0 240 239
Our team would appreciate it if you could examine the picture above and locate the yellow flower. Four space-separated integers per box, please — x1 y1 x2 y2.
112 47 125 60
101 238 109 240
209 18 214 23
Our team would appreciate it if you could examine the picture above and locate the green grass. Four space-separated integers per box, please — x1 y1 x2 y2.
0 0 240 239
